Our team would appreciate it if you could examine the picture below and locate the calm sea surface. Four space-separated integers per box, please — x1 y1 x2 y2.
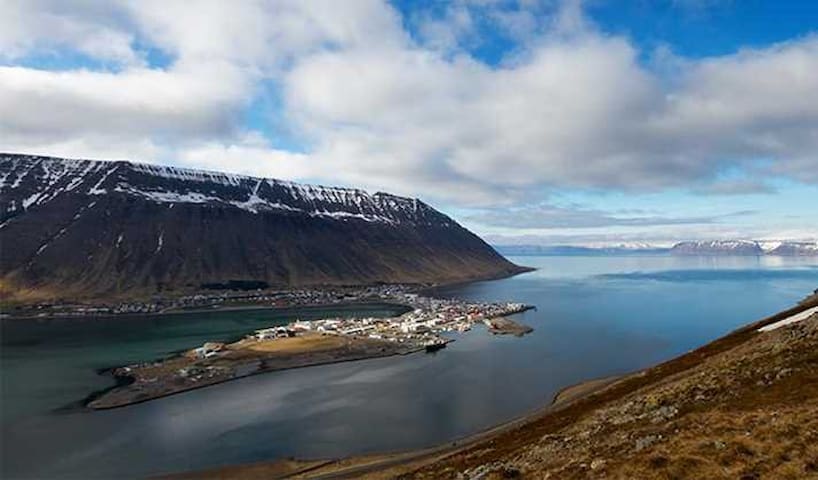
2 255 817 479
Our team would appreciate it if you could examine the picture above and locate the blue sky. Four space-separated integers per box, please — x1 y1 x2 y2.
1 0 817 245
392 1 818 63
587 1 818 58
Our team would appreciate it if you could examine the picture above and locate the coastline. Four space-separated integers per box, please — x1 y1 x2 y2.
88 338 433 410
418 265 536 298
0 300 411 322
2 266 534 321
87 299 534 410
162 369 629 480
164 292 818 479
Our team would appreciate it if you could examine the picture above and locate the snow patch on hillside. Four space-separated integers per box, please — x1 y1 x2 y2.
1 154 448 226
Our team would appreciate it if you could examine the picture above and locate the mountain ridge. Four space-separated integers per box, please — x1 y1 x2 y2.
672 239 818 256
494 240 818 257
1 154 452 225
0 153 526 301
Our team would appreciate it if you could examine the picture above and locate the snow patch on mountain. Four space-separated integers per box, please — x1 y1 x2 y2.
0 153 450 227
671 239 818 256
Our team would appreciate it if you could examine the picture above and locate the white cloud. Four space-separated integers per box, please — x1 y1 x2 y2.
0 0 140 65
122 0 407 73
467 204 755 229
0 0 816 211
0 64 248 140
691 179 777 196
284 31 818 203
0 0 417 183
173 132 312 180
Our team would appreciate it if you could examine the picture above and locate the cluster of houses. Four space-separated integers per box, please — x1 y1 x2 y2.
20 284 422 319
15 287 531 353
169 284 419 311
23 302 162 317
188 342 225 359
246 296 531 350
148 295 531 386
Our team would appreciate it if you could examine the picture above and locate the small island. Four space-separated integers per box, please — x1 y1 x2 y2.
486 317 535 336
88 292 534 409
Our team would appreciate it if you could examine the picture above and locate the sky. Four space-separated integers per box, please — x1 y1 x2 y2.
1 0 817 246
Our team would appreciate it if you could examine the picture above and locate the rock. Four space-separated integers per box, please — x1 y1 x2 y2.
776 367 793 380
635 434 662 452
650 405 679 423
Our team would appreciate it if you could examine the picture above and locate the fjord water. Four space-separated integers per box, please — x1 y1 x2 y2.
2 256 817 479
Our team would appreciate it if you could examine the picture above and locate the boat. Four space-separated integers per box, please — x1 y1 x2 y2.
424 339 448 352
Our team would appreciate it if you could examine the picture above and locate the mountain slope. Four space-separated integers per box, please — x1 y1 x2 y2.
0 154 525 300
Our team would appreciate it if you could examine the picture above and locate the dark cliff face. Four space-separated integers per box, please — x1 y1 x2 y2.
0 154 524 300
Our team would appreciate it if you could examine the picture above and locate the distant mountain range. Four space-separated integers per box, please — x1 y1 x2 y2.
493 244 671 256
671 240 818 256
496 240 818 257
0 154 526 301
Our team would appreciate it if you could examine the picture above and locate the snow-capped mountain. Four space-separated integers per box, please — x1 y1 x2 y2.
493 244 670 256
671 240 818 256
495 240 818 257
0 154 451 226
760 241 818 256
0 153 524 300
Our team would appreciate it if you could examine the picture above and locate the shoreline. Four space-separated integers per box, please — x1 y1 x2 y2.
87 301 534 410
1 300 412 322
163 369 628 480
88 339 435 410
2 267 535 321
165 293 818 479
418 265 536 297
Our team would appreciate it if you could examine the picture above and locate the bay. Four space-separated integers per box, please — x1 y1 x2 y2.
1 255 816 479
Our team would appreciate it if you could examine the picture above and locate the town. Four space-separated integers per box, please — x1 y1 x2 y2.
243 293 533 353
87 291 535 409
6 284 456 318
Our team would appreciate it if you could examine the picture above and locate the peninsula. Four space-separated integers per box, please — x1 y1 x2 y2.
88 289 534 409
